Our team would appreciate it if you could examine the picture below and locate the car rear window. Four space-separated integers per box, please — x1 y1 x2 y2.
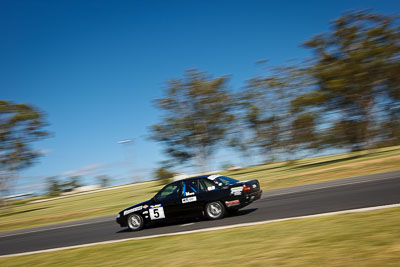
212 176 239 186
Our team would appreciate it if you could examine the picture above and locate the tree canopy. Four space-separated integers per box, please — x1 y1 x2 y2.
294 10 400 151
0 100 49 198
0 100 49 172
151 69 235 172
151 10 399 168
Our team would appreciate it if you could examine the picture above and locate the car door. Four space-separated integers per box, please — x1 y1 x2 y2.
198 178 224 203
179 179 203 217
151 182 182 221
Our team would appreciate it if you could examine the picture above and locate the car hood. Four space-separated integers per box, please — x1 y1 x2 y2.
119 200 151 214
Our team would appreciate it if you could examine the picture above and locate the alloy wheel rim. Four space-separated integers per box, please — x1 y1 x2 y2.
128 214 141 229
208 202 222 218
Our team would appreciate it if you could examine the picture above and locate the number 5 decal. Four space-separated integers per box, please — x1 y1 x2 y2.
149 205 165 220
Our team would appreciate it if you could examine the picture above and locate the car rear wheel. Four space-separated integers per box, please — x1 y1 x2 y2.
205 201 225 220
127 213 144 231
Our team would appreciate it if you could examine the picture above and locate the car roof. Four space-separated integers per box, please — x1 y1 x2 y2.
179 175 210 182
166 175 216 185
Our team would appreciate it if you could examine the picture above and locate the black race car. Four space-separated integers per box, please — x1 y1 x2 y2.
116 174 262 231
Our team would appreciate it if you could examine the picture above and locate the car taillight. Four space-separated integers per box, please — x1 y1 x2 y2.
243 185 251 192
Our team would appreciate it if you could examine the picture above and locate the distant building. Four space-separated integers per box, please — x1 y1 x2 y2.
61 185 101 195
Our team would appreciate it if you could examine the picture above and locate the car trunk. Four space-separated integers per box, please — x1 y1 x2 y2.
234 179 260 194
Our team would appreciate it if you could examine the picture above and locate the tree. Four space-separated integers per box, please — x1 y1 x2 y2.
290 112 319 151
151 69 235 172
96 175 110 187
294 10 400 151
153 167 175 185
241 64 315 161
46 177 62 197
64 176 83 192
0 100 49 202
380 105 400 146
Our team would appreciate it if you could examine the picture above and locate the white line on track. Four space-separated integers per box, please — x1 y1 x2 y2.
180 223 195 227
1 203 399 258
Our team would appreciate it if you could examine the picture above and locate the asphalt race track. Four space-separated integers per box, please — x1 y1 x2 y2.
1 172 400 256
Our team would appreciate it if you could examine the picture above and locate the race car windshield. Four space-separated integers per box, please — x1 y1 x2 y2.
214 176 239 186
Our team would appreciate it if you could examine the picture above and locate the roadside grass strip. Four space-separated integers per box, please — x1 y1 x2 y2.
1 203 399 266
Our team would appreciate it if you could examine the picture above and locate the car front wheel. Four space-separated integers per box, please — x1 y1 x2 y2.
205 201 225 220
127 213 144 231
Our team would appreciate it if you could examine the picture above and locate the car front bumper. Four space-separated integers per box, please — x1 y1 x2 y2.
116 215 127 227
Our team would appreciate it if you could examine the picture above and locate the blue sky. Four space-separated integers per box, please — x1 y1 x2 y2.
1 0 398 194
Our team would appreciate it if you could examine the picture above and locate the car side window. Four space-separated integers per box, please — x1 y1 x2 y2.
156 183 180 202
181 180 199 197
200 179 218 192
199 180 207 192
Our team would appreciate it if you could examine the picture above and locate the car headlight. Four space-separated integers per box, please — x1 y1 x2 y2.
116 213 120 218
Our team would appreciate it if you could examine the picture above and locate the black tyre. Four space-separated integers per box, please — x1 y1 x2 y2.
127 213 144 231
205 201 225 220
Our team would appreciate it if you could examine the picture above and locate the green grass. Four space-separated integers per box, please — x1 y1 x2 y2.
1 145 400 232
223 145 400 190
1 206 400 266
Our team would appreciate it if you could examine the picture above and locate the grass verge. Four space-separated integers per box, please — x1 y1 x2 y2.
1 145 400 232
1 206 400 266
